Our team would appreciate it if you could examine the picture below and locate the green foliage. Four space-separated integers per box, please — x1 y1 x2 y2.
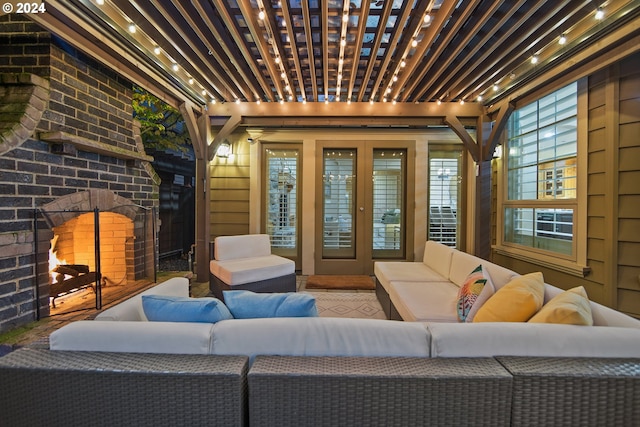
132 86 191 152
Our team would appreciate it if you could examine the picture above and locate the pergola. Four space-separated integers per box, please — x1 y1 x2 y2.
28 0 640 278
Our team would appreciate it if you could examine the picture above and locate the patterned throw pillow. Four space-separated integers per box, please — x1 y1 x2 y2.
456 265 494 322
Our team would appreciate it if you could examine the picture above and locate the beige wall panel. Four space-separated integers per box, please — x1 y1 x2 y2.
210 177 250 190
619 241 640 266
587 106 606 130
210 166 250 178
210 189 250 201
619 98 640 124
587 150 606 173
588 82 606 108
617 289 640 317
618 219 640 242
213 201 250 212
587 172 606 195
211 212 250 224
587 127 606 152
587 216 605 239
619 195 640 218
618 266 640 291
619 171 640 194
620 54 640 78
587 194 605 216
589 68 607 87
587 236 605 262
619 146 640 171
211 224 248 237
619 122 640 148
619 76 640 99
586 259 605 286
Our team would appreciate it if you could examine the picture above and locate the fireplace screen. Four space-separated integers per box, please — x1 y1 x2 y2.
34 204 156 317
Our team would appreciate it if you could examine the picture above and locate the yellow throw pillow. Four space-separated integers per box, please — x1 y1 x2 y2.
528 286 593 325
473 272 545 322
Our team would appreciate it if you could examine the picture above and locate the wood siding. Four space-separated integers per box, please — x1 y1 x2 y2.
209 139 251 238
493 52 640 318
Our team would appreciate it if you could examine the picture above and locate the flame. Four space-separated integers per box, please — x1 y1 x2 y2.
49 235 70 283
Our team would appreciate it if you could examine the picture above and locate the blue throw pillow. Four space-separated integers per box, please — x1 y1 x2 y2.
142 295 233 323
223 291 318 319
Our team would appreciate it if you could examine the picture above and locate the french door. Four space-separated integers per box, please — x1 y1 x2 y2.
315 140 413 275
262 144 301 269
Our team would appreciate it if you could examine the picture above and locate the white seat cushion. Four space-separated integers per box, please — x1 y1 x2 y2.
389 281 459 322
374 262 446 292
211 255 294 285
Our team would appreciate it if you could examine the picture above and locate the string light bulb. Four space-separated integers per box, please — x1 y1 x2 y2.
595 7 604 20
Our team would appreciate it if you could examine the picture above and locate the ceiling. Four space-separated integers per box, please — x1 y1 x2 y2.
31 0 640 110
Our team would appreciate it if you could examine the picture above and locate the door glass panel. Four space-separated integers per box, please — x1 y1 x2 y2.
428 150 462 247
265 148 299 258
322 149 355 258
372 149 405 257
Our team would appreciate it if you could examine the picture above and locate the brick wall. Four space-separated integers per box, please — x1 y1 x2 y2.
0 15 159 332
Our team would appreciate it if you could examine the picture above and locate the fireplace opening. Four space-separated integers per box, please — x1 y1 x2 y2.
48 212 134 309
35 190 157 317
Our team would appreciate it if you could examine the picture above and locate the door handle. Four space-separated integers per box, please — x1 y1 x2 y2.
359 207 364 212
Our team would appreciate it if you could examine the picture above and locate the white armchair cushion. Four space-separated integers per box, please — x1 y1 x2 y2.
214 234 272 260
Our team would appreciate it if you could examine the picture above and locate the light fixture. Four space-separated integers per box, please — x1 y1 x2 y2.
343 13 349 23
595 7 604 20
216 141 232 158
201 89 207 96
423 14 431 23
411 39 418 48
531 55 539 64
400 60 406 67
493 145 503 159
559 34 567 45
459 99 465 105
436 99 441 105
258 10 265 20
493 84 499 92
96 0 104 5
369 99 374 105
128 23 136 33
153 46 161 55
477 95 483 102
172 63 179 72
235 98 240 104
340 38 346 47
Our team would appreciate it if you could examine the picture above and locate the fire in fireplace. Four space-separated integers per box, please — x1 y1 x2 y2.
48 211 135 308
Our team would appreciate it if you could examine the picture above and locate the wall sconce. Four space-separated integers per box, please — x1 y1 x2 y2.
216 141 232 158
493 144 503 159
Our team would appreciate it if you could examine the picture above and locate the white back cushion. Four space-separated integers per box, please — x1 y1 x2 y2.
427 322 640 358
212 317 430 361
50 321 214 354
95 277 189 321
422 241 454 279
214 234 271 260
449 250 517 289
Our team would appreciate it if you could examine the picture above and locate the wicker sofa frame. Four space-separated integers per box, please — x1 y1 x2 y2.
1 348 638 427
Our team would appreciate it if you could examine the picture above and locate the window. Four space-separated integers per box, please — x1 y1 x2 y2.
503 82 578 258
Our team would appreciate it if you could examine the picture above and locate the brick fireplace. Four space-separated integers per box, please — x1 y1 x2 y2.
0 15 159 331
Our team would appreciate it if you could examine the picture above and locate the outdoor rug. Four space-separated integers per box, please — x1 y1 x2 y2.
308 292 386 320
305 275 375 290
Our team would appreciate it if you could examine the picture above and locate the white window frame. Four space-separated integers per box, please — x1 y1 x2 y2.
495 79 589 277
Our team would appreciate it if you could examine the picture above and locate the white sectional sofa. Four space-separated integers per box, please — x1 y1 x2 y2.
49 271 640 359
375 241 640 326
